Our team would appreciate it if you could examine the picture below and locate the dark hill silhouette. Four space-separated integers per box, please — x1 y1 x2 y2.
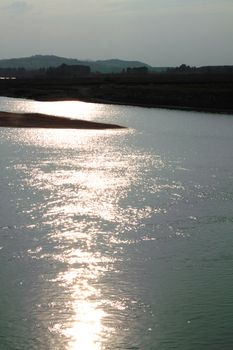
0 55 156 73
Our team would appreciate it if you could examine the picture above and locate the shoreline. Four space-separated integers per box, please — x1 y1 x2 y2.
1 75 233 115
54 96 233 115
2 94 233 116
0 111 125 129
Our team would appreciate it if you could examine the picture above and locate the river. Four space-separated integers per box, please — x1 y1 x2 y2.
0 97 233 350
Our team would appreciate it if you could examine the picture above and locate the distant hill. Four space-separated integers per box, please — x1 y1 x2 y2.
0 55 166 73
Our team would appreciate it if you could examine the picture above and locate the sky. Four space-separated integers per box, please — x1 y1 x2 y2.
0 0 233 66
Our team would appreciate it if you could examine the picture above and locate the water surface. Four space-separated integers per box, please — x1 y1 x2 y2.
0 97 233 349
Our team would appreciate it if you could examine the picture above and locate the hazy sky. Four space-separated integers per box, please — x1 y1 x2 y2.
1 0 233 66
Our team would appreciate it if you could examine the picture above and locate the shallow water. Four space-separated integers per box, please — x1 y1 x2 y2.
0 97 233 349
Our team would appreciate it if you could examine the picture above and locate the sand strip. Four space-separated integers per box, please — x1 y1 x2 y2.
0 111 125 129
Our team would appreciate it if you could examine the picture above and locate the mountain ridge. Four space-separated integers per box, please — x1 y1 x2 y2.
0 54 161 73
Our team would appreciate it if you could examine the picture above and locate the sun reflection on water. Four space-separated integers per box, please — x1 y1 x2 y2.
66 303 106 350
2 97 98 119
20 126 134 349
52 264 111 350
3 97 232 350
8 102 166 349
1 97 120 123
36 101 98 121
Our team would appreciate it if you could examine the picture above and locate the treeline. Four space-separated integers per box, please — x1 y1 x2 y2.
167 64 233 74
1 63 233 80
0 67 46 78
0 64 150 79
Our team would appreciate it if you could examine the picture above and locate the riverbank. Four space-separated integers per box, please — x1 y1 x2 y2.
0 74 233 115
0 111 125 129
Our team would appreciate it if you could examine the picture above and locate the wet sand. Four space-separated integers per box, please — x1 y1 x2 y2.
0 111 125 129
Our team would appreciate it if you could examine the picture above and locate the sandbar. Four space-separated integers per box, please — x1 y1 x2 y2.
0 111 125 129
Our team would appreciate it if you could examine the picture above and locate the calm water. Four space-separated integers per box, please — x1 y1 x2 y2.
0 97 233 350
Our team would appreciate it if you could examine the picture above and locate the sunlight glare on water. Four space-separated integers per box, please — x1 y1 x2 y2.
15 123 143 349
1 97 233 350
51 263 109 350
0 96 116 122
